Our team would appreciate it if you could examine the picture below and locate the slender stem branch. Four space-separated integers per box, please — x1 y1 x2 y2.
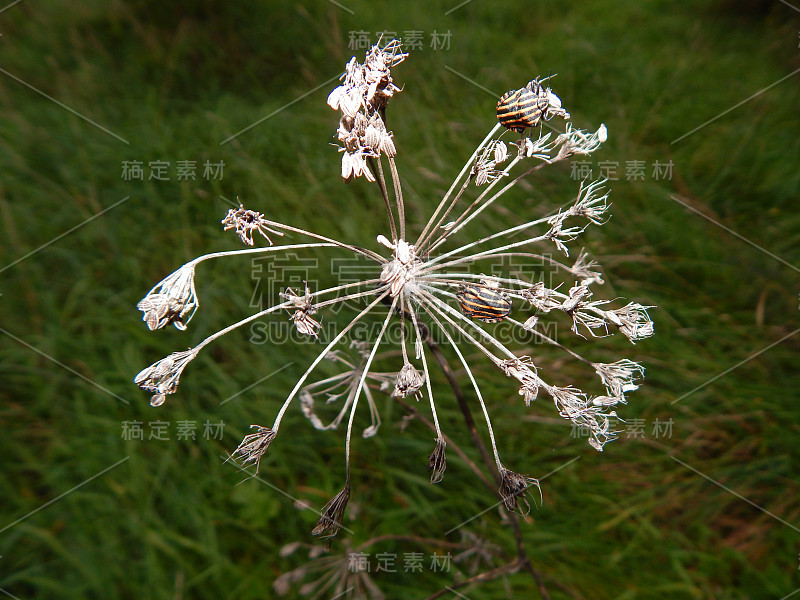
418 298 552 600
506 316 594 366
423 212 554 268
427 157 556 254
369 156 397 241
424 152 523 253
191 280 384 355
399 294 410 366
312 282 384 310
421 298 503 470
193 301 291 353
416 175 472 252
343 295 397 480
415 123 502 249
408 302 443 438
417 233 551 276
190 243 338 267
259 218 386 263
392 395 494 490
421 252 581 281
387 156 405 240
272 292 389 431
422 559 523 600
355 534 497 554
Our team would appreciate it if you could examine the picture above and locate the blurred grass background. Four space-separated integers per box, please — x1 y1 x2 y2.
1 0 799 598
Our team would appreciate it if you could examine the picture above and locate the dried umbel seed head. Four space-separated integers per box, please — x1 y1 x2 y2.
393 363 425 398
607 303 655 342
571 250 604 285
545 384 618 451
561 284 592 313
327 40 407 115
328 40 406 182
132 40 653 547
361 38 407 109
378 236 422 298
554 123 608 159
427 437 447 484
281 283 321 338
137 264 198 331
134 348 198 407
520 282 561 313
499 357 540 407
473 142 508 186
593 359 644 398
230 425 277 471
499 356 537 386
312 483 351 539
138 295 190 332
567 179 610 225
498 467 541 516
221 204 284 246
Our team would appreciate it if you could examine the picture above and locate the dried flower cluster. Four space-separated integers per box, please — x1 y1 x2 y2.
134 40 653 542
327 39 404 181
221 203 284 246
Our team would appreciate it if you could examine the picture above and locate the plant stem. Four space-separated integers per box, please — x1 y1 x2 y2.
402 309 552 600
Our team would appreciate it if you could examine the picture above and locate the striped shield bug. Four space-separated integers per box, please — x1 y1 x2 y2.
496 78 568 133
457 283 513 323
496 87 545 133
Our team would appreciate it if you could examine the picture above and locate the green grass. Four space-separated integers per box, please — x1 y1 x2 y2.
1 1 799 598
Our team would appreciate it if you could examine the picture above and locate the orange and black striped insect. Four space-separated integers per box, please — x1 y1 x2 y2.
496 81 548 133
457 284 513 323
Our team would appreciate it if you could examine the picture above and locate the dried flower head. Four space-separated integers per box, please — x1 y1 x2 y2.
312 482 352 539
133 40 654 538
593 359 645 398
427 436 447 484
498 466 541 516
134 348 198 406
521 282 562 313
328 39 406 182
229 425 277 472
608 302 656 342
571 249 604 285
221 203 284 246
298 343 392 439
137 264 198 330
378 235 422 298
473 141 509 186
555 123 608 159
393 362 425 398
498 356 541 406
281 282 321 338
